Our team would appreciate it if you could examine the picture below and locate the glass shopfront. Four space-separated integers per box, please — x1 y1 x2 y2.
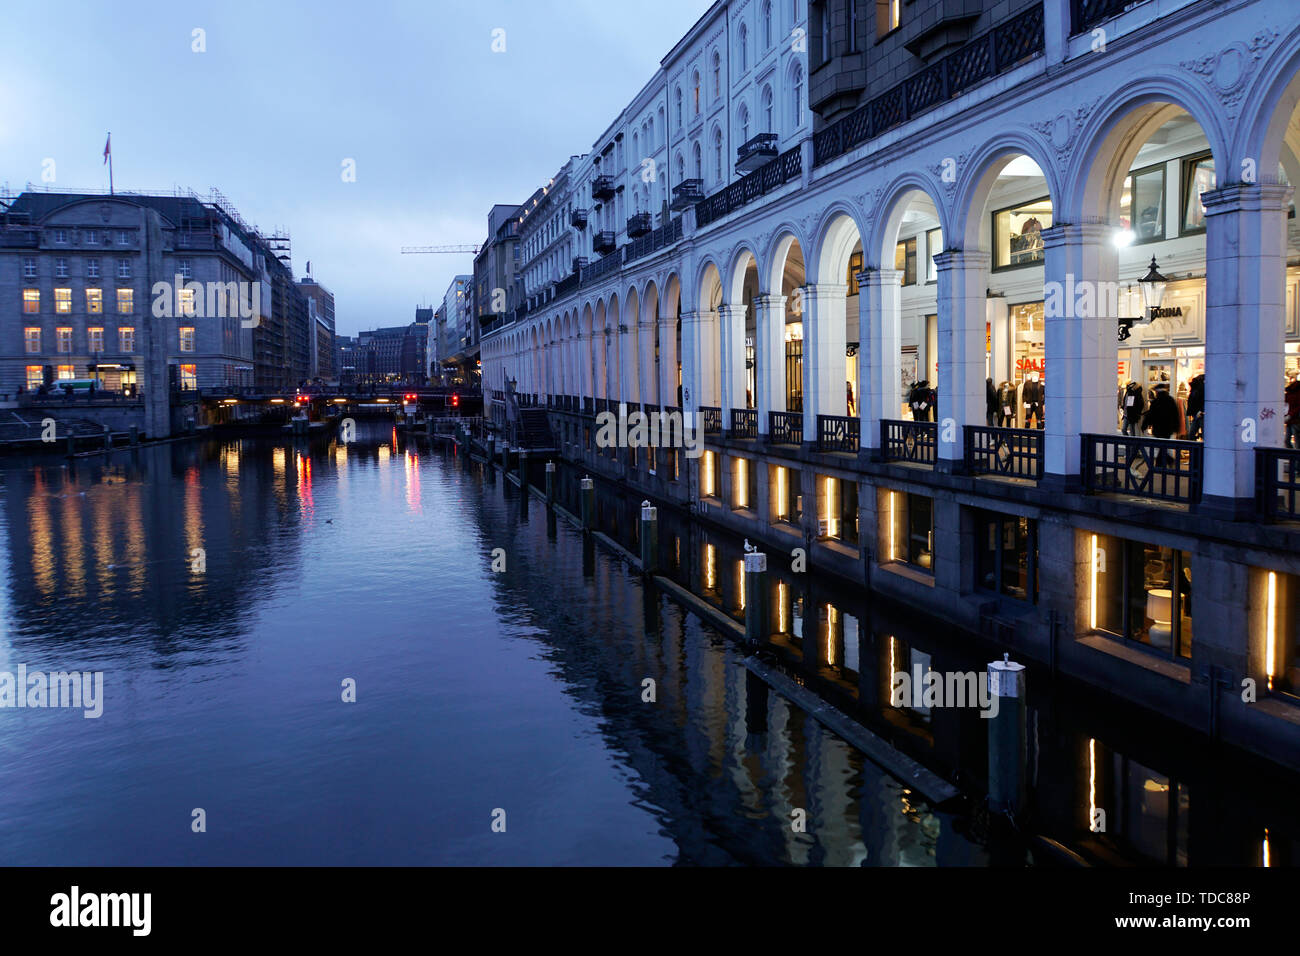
993 197 1052 269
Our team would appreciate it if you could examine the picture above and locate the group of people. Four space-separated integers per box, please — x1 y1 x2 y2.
1119 374 1204 441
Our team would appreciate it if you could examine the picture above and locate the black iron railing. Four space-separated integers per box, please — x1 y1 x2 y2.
1257 447 1300 520
592 230 616 254
818 414 860 453
1081 433 1202 505
964 425 1044 480
736 132 779 171
623 216 683 266
626 212 652 237
813 3 1044 167
696 147 802 228
581 250 621 285
1071 0 1147 34
583 396 594 415
570 208 588 228
592 175 615 199
670 179 704 210
769 410 803 445
881 419 937 465
731 408 757 438
699 406 722 434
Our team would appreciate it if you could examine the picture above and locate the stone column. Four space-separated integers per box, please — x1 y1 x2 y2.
934 249 990 470
619 320 639 406
658 313 679 408
1201 182 1292 517
800 283 847 449
754 293 786 437
857 269 902 457
679 310 704 419
718 303 747 433
1041 222 1114 488
638 318 657 407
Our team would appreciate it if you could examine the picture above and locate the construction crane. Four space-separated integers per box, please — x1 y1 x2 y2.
400 244 480 255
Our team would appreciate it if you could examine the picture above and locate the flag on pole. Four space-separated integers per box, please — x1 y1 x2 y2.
103 134 111 164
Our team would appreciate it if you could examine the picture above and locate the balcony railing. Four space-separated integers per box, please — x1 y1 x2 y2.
581 250 621 285
623 216 683 266
592 231 616 255
769 410 803 445
699 406 722 434
813 3 1044 168
570 208 588 229
736 132 779 172
964 425 1044 480
818 414 860 453
626 212 652 237
670 179 704 211
1257 447 1300 520
1081 433 1203 505
592 175 615 200
1071 0 1148 34
730 408 757 438
881 419 937 465
696 147 802 229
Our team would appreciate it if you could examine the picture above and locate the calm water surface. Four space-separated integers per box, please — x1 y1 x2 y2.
0 424 972 865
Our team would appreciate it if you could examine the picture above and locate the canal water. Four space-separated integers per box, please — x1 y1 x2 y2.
0 422 1295 865
0 422 972 865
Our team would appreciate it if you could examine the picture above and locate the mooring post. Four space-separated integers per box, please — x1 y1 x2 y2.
743 549 768 648
988 653 1027 817
580 476 594 531
65 433 75 457
129 425 139 446
486 434 495 464
639 500 658 573
518 449 529 489
545 461 556 505
103 424 112 450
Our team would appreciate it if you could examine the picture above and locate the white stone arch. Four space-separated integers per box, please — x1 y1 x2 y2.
1237 26 1300 188
953 130 1065 253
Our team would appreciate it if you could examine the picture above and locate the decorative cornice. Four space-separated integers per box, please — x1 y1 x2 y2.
1180 29 1279 119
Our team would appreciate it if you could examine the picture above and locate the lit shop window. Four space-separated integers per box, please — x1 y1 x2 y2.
894 237 917 286
1119 163 1166 243
86 288 102 313
701 449 718 497
1089 533 1192 661
880 488 933 571
770 464 802 523
56 327 73 353
1181 153 1215 234
24 328 41 353
1264 571 1300 699
54 288 72 314
23 289 40 314
25 366 43 389
819 475 858 544
993 196 1052 269
732 456 756 510
977 510 1037 602
57 365 75 380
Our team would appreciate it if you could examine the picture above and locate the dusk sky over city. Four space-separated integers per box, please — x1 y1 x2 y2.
0 0 709 334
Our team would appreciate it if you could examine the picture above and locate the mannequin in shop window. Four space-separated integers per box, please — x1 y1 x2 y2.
1185 374 1205 441
986 377 998 427
1120 380 1145 436
908 380 936 421
1021 371 1044 429
996 380 1018 427
1286 376 1300 449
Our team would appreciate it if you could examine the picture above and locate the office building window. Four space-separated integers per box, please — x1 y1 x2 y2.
86 288 102 313
179 364 197 389
1181 153 1215 234
88 327 104 353
24 328 41 353
23 289 40 314
179 327 196 352
179 258 192 279
85 229 98 245
26 366 43 389
876 0 900 36
117 259 131 279
53 229 67 244
87 258 100 279
54 288 72 313
55 257 68 278
117 289 133 314
1120 163 1166 243
56 327 73 353
119 327 135 353
22 257 36 278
